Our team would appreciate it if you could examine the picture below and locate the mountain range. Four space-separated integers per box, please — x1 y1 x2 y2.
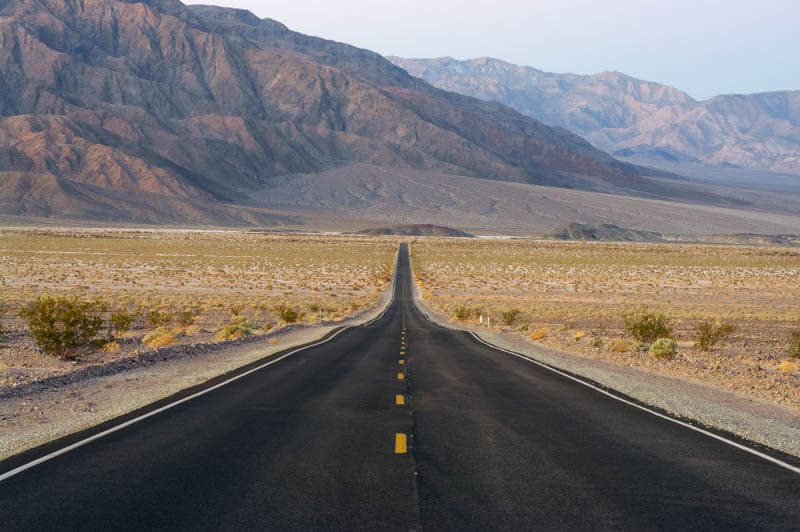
389 57 800 175
0 0 797 235
0 0 670 225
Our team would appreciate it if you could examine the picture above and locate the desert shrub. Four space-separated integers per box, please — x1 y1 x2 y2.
146 309 172 328
624 308 673 344
590 337 603 348
215 323 253 341
452 305 472 321
694 320 736 352
230 316 256 328
650 338 678 359
778 360 799 372
110 310 135 336
529 328 549 341
787 331 800 359
308 303 321 313
20 296 104 359
573 330 587 341
501 308 522 326
143 327 178 348
275 305 299 323
611 339 633 353
230 305 243 317
102 341 121 353
177 309 196 327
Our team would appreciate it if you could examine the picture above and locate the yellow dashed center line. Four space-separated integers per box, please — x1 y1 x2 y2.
394 329 409 454
395 433 407 454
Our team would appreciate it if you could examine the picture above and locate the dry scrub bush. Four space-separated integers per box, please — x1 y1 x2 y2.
143 327 178 348
110 310 135 336
275 305 299 323
694 320 736 352
650 338 678 359
611 339 633 353
624 309 673 344
787 331 800 359
20 296 104 359
529 328 549 341
102 341 121 353
215 319 256 341
146 309 172 328
501 308 522 326
778 360 799 372
177 310 196 327
452 305 472 321
573 330 587 341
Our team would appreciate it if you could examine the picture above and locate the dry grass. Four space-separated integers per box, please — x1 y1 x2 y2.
142 327 179 348
611 339 634 353
529 328 549 341
101 341 121 353
411 238 800 409
0 229 395 386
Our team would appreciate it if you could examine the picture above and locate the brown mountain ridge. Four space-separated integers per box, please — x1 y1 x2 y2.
0 0 667 224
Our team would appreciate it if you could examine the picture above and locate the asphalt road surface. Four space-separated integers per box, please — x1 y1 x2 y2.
1 244 799 530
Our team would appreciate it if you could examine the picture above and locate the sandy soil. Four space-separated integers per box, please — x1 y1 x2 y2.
410 253 800 458
1 230 395 388
0 263 396 460
411 239 800 411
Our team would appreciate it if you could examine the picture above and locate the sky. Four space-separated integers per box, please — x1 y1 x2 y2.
186 0 799 100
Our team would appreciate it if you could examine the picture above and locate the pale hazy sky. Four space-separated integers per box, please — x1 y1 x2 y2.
186 0 798 100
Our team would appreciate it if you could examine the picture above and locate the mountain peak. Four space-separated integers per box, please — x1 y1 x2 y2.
0 0 656 225
388 56 800 174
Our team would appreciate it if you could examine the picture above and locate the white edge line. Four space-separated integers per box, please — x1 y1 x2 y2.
468 332 800 476
1 247 404 483
0 327 351 483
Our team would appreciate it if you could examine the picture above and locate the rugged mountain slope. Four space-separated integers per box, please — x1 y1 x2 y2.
390 57 800 175
0 0 658 224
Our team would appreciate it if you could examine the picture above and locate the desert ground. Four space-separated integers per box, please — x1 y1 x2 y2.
411 238 800 410
0 229 395 388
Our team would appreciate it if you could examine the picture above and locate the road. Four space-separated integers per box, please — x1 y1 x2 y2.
1 244 799 530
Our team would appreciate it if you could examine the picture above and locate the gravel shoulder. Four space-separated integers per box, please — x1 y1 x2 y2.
0 267 396 461
411 275 800 458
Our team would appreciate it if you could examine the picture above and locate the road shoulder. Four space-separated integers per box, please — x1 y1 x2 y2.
0 267 397 461
410 274 800 458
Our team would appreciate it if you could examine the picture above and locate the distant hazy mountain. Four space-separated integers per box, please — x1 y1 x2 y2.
389 57 800 175
0 0 657 225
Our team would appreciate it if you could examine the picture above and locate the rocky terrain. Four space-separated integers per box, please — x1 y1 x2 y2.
544 223 663 242
390 57 800 175
0 0 665 225
356 224 473 237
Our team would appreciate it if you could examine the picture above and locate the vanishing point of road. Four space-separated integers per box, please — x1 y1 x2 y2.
1 244 799 530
